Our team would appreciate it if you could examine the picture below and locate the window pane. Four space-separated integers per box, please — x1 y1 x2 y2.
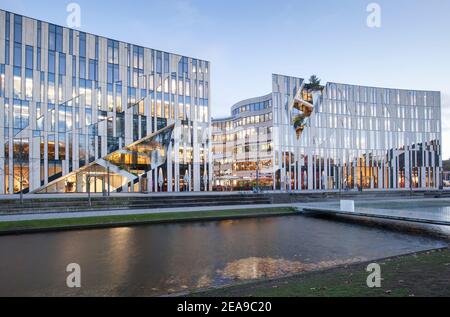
59 53 66 75
48 51 55 73
25 45 33 69
14 15 22 43
13 43 22 67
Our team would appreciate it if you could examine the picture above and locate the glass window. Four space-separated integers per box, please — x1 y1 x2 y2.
25 69 33 100
36 48 41 70
79 57 86 79
25 45 33 69
48 24 56 51
56 26 63 52
113 65 119 83
13 67 21 98
5 12 10 41
69 29 73 55
72 56 76 77
107 64 113 83
89 59 97 81
95 36 99 59
156 51 162 74
48 73 55 104
107 40 114 64
79 32 86 57
0 64 5 97
13 42 22 67
48 51 55 73
59 53 66 75
5 40 10 65
37 21 42 47
14 15 22 43
164 52 169 73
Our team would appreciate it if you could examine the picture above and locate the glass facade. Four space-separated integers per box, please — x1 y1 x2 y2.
212 94 274 191
213 74 442 192
0 10 211 194
37 124 174 193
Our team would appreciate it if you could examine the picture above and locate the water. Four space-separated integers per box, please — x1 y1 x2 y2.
0 215 446 297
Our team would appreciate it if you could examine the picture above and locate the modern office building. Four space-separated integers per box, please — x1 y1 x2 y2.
212 74 442 191
212 95 273 191
0 9 211 195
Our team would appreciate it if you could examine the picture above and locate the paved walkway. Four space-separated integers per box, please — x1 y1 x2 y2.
0 203 294 222
1 197 449 224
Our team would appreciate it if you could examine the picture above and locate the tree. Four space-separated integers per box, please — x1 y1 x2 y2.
308 75 322 90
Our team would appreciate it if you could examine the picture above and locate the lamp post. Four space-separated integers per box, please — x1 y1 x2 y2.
18 139 24 205
11 138 28 204
359 157 363 193
256 158 260 193
409 152 413 196
87 173 92 207
107 166 111 198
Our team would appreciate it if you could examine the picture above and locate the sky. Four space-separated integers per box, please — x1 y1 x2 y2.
0 0 449 158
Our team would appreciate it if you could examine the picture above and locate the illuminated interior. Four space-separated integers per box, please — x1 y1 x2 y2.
35 125 174 194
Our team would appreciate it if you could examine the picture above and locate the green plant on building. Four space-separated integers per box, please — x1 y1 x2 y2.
292 75 324 139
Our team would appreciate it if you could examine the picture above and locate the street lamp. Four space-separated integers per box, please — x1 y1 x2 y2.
17 139 25 204
256 158 260 193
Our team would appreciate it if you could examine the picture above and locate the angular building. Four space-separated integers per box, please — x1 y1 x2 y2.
212 74 442 191
0 9 211 195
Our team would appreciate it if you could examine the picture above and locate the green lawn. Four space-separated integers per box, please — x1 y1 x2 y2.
0 207 296 233
192 248 450 297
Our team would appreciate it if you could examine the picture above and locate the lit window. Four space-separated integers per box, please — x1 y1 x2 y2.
48 73 55 104
25 69 33 100
13 67 21 98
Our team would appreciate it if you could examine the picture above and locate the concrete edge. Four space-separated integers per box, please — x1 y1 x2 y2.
0 210 298 236
301 207 450 226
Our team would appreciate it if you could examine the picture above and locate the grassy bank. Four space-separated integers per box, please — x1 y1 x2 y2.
0 207 296 233
192 248 450 297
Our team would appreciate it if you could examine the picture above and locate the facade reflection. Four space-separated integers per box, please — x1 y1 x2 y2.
213 74 442 192
0 9 211 195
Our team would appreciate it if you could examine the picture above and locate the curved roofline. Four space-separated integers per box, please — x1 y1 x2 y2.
230 93 272 111
212 116 233 122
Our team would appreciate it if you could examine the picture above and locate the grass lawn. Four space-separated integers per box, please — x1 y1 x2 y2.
0 207 296 233
192 248 450 297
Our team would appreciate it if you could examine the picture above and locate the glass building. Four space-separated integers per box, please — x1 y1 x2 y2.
0 10 211 194
213 74 442 192
212 95 273 191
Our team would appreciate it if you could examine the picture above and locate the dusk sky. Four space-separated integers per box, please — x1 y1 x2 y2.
1 0 449 158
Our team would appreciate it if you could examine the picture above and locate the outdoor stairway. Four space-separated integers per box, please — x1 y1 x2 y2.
0 194 273 215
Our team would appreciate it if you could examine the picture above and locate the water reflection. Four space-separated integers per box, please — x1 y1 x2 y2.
219 257 366 280
0 215 447 297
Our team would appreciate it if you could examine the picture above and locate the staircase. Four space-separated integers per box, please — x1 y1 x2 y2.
0 194 273 215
